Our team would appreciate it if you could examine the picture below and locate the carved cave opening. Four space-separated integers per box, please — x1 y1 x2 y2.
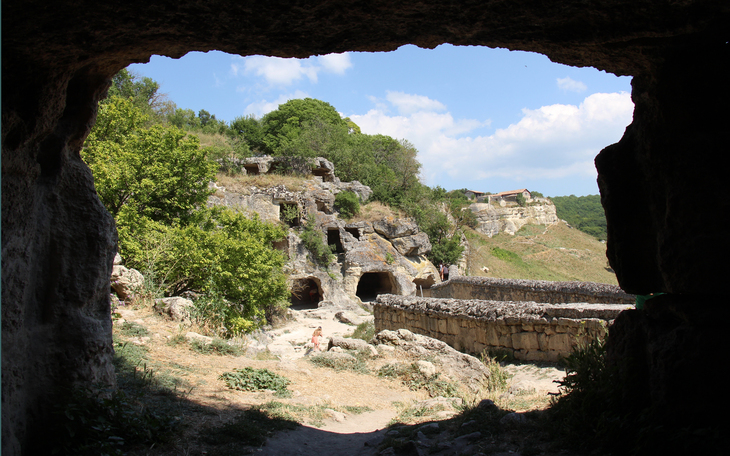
243 164 260 175
413 277 436 297
290 277 322 309
356 272 395 302
327 228 344 254
312 166 333 182
345 227 360 240
279 202 301 227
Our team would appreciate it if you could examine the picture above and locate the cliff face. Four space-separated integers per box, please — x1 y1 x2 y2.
469 201 559 237
208 158 440 310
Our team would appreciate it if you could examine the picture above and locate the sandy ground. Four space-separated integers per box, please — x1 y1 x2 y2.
116 304 567 455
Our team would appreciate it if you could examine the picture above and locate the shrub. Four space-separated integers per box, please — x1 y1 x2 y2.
220 367 291 396
190 338 244 356
300 218 335 266
334 191 360 219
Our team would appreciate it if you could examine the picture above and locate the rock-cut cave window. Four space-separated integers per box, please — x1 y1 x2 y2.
356 272 395 302
327 228 344 253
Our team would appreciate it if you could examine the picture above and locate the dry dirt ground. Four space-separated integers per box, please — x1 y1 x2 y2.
114 305 579 456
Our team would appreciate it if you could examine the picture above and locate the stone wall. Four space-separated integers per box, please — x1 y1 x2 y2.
431 276 635 304
374 295 630 362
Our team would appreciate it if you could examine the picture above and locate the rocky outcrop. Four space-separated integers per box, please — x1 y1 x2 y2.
469 201 558 237
4 1 728 453
210 158 440 309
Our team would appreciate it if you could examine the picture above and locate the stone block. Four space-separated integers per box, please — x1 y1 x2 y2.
548 333 573 353
512 332 539 350
485 325 500 346
438 318 448 333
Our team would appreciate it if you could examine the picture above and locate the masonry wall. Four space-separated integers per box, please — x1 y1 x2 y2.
374 295 630 362
431 276 635 305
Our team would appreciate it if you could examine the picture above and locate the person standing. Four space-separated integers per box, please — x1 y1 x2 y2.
311 326 323 351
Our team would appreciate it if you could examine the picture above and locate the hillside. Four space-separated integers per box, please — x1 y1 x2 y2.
464 221 617 285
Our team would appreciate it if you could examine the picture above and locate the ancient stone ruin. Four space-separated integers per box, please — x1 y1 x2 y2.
3 1 728 454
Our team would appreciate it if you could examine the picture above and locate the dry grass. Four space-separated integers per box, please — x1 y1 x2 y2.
216 172 310 194
465 222 618 284
350 201 406 223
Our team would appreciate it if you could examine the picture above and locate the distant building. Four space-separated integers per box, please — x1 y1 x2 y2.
464 190 486 200
488 189 532 205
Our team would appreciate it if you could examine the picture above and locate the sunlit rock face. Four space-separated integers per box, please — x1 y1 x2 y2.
3 1 728 454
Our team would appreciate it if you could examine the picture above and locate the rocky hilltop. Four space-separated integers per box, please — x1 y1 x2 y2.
208 156 440 309
469 199 558 237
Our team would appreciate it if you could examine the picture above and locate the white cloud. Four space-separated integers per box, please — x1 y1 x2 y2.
557 76 588 93
385 91 447 115
244 91 310 117
231 53 353 86
350 91 634 190
318 53 352 74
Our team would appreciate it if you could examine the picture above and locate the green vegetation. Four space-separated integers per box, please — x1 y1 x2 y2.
550 194 607 240
347 321 376 342
378 362 462 398
308 351 370 374
300 218 335 266
83 74 289 334
333 190 360 219
219 367 291 396
190 338 244 356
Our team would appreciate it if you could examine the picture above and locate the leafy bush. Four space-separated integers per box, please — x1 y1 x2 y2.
334 191 360 219
300 218 335 266
220 367 291 396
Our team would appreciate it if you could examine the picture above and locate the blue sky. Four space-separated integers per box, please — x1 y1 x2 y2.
130 44 633 197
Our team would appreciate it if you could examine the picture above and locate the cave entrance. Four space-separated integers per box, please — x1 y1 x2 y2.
327 228 344 253
279 202 301 227
356 272 395 302
244 164 260 175
290 277 322 309
345 227 360 240
413 276 436 297
312 166 333 182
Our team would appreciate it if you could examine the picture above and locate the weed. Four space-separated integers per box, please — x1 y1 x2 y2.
378 362 461 398
190 338 244 356
347 320 376 342
308 352 370 374
480 352 511 391
220 367 291 397
167 333 187 346
119 321 149 337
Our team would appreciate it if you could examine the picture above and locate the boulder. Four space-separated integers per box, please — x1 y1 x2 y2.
327 336 371 352
110 265 145 301
155 297 194 322
372 219 419 239
390 232 432 257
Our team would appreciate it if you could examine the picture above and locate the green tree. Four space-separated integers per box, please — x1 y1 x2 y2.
260 98 348 156
83 96 217 224
334 191 360 219
83 96 289 330
551 194 607 240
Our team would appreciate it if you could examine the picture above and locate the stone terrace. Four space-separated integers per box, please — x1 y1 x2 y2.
374 293 632 362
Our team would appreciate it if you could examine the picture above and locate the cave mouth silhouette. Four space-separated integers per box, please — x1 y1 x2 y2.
356 272 395 302
289 277 323 309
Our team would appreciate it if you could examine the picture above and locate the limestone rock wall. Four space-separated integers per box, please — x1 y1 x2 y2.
431 276 635 304
469 201 559 237
374 295 628 362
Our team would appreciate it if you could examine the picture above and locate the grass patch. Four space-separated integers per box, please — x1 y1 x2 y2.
481 352 511 391
220 367 291 397
308 352 370 374
119 321 150 337
216 172 308 194
347 320 376 342
378 362 461 398
190 338 244 356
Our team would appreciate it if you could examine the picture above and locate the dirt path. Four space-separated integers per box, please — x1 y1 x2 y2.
115 305 568 455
